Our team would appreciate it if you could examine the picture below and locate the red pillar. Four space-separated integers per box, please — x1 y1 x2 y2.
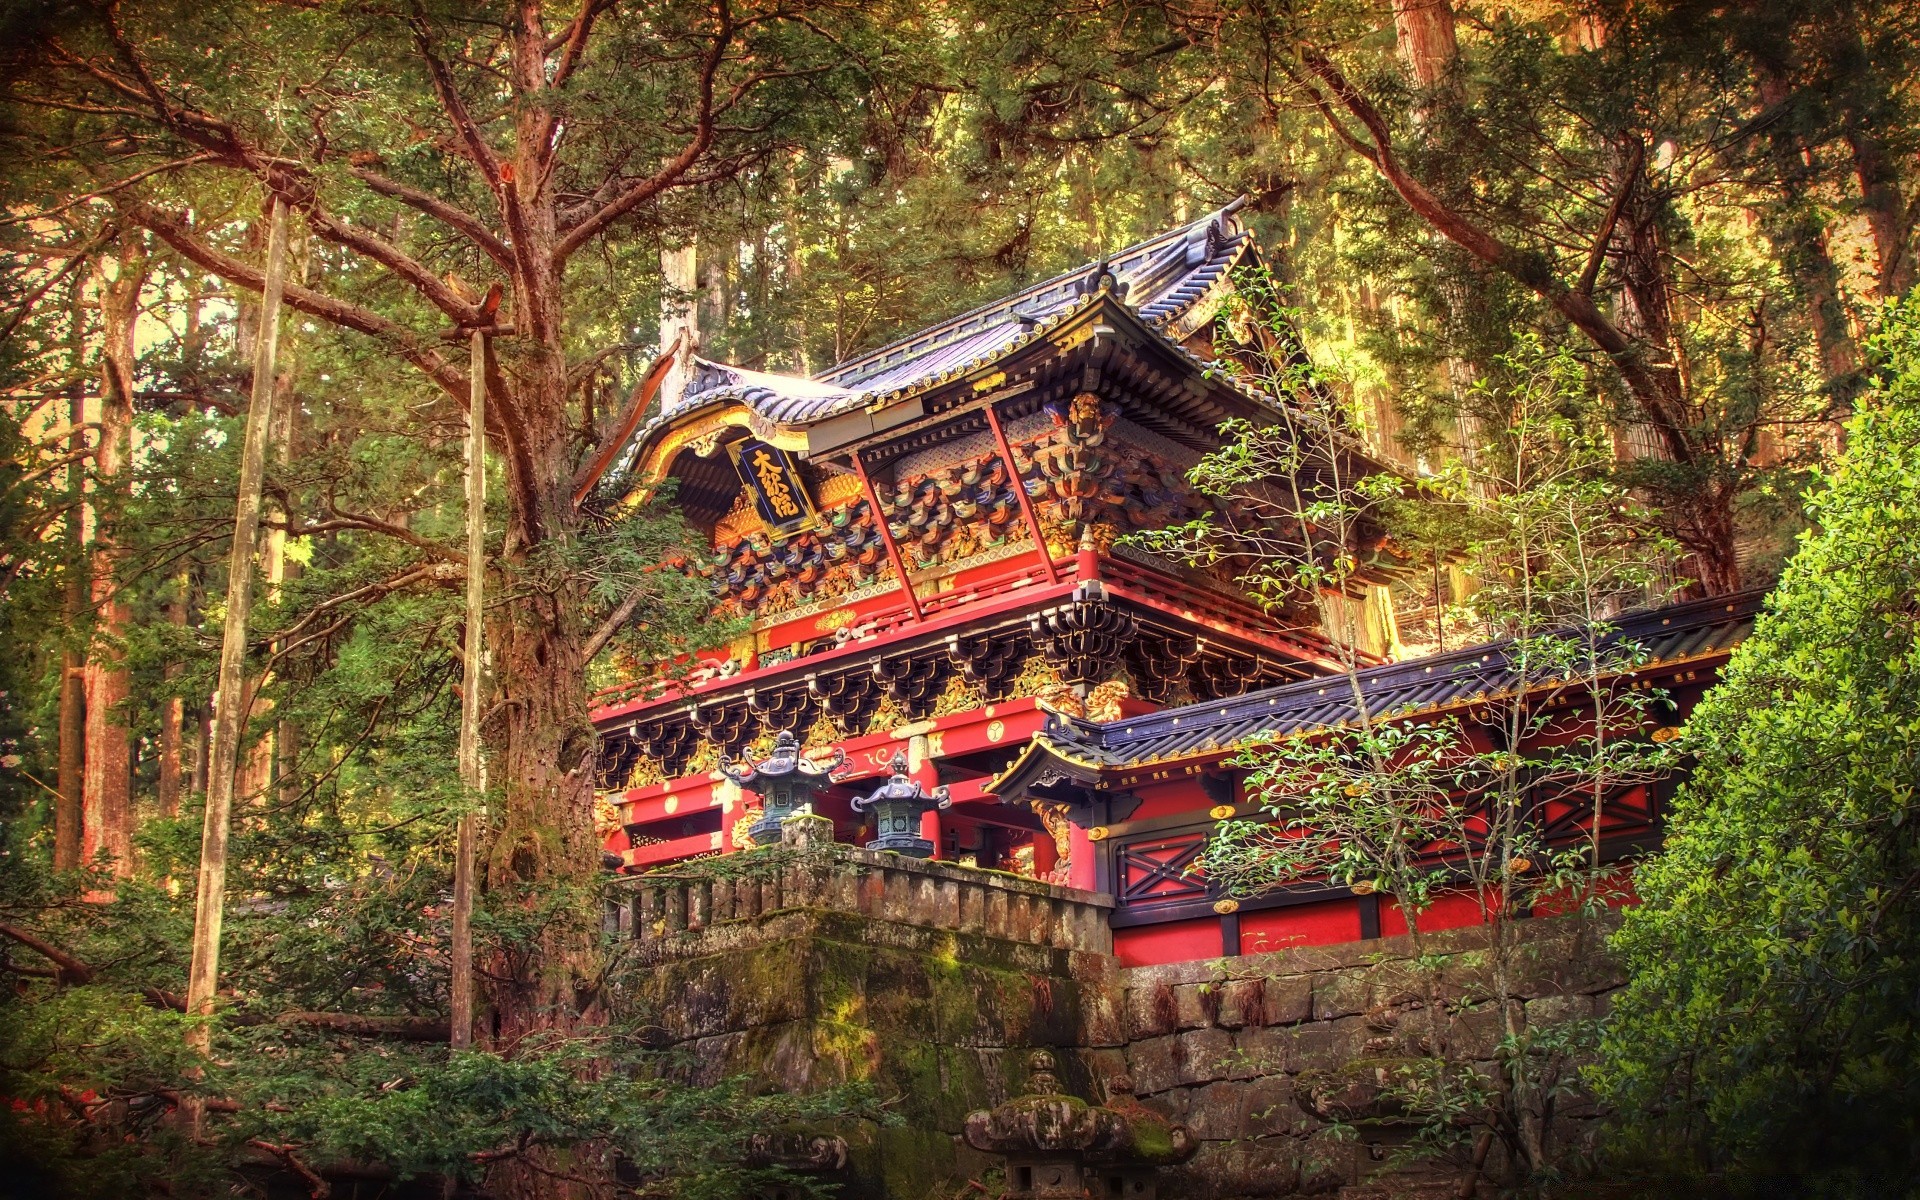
908 732 943 858
1068 823 1097 891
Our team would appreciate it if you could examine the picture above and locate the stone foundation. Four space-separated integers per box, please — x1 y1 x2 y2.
610 821 1622 1198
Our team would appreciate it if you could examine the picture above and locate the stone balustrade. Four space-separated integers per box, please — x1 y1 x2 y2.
607 813 1114 956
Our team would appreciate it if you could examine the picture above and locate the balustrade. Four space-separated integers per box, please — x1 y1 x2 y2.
608 813 1113 954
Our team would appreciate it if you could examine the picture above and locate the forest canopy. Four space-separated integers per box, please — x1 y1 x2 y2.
1 0 1916 1196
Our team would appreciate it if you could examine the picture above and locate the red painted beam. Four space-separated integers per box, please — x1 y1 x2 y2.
984 400 1059 585
852 451 924 623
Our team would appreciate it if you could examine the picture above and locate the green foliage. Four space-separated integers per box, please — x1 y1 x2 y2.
1140 281 1680 1187
1599 299 1920 1191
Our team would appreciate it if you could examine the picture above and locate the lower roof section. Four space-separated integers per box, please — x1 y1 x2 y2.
988 590 1766 803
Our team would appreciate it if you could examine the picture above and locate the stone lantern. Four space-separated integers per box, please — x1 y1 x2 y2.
963 1050 1195 1200
720 730 849 847
851 750 950 857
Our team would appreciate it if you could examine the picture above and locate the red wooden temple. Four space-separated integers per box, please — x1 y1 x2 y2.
588 202 1760 967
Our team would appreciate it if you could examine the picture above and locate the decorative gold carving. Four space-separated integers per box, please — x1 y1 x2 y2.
625 755 668 790
866 693 911 734
684 740 721 776
803 711 843 750
931 672 988 717
1010 654 1065 697
1085 825 1111 842
1212 898 1240 915
595 796 625 839
1209 804 1237 821
1035 683 1083 718
1085 678 1130 722
814 608 858 633
815 471 863 509
1036 802 1074 860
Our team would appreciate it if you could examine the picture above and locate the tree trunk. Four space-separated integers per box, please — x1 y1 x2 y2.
185 196 290 1076
450 332 486 1051
1754 73 1863 409
57 362 87 872
158 580 187 818
1848 127 1916 301
475 37 615 1189
1392 0 1458 93
83 232 148 876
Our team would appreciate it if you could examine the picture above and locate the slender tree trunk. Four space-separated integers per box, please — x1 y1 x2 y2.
56 388 86 871
191 701 211 800
1392 0 1458 95
158 580 187 818
83 232 148 876
185 197 289 1078
451 331 485 1050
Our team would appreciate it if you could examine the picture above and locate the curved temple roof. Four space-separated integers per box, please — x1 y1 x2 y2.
987 590 1766 797
629 199 1254 454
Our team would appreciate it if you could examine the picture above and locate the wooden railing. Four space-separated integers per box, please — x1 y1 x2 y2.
607 814 1113 954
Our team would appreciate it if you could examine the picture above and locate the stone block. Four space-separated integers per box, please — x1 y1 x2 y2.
1076 954 1127 1047
1234 1025 1294 1076
1524 991 1596 1028
1166 1139 1304 1197
1239 1074 1299 1139
1173 1081 1244 1141
1126 1033 1182 1097
1312 970 1369 1021
688 1029 748 1088
1218 977 1266 1029
1289 1023 1339 1074
1074 1047 1131 1101
860 948 937 1031
1262 974 1314 1026
1176 1026 1240 1086
1126 980 1179 1040
1449 1001 1523 1060
1175 981 1222 1029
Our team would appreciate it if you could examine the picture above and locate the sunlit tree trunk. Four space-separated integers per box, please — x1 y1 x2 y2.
83 232 147 876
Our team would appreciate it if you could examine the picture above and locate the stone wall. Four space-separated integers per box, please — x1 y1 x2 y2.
609 821 1624 1198
1116 918 1624 1197
609 820 1121 1198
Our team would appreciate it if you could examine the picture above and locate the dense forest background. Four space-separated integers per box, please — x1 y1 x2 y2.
0 0 1916 1196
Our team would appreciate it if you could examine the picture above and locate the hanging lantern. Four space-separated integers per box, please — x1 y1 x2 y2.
852 750 951 858
720 730 849 847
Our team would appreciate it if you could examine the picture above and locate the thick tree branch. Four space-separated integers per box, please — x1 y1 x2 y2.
1296 48 1695 466
349 167 513 270
569 329 684 505
410 13 503 187
1578 139 1643 297
128 203 470 404
548 0 616 89
583 588 646 665
0 921 186 1010
299 203 488 326
481 334 547 544
554 0 734 262
496 165 549 344
247 1141 332 1199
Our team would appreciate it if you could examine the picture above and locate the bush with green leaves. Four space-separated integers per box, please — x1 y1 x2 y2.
1598 298 1920 1192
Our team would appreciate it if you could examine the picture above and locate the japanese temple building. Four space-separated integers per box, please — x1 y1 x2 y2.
589 202 1761 968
